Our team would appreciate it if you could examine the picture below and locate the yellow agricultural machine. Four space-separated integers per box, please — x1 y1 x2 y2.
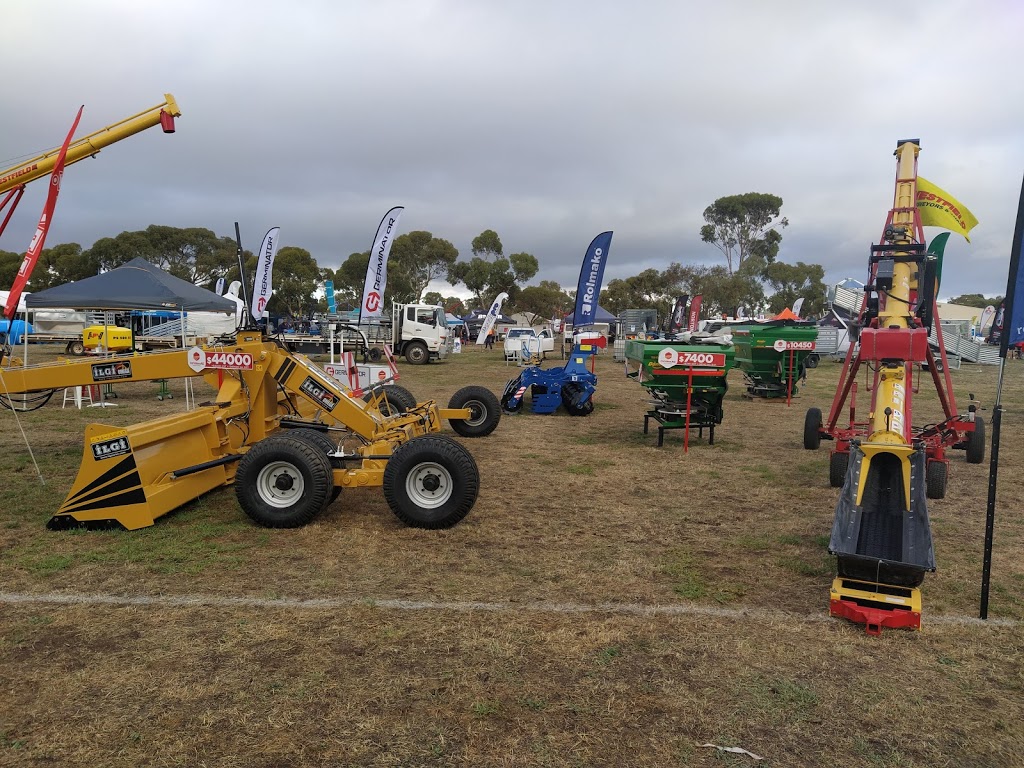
0 330 501 530
816 139 981 633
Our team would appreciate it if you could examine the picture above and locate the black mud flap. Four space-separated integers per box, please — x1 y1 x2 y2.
829 446 935 587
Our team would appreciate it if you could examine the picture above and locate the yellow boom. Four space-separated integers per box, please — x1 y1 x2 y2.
0 94 180 194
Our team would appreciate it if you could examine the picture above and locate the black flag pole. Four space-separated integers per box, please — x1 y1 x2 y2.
234 222 257 329
980 173 1024 619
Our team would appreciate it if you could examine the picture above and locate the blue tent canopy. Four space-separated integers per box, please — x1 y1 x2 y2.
564 305 616 324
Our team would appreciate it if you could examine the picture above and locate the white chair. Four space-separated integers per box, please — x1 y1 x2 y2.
62 385 94 409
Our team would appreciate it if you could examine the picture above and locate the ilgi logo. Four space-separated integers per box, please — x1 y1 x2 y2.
91 360 132 382
91 435 131 461
299 376 339 412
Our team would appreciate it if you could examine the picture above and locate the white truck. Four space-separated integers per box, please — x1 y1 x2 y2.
390 302 452 365
503 327 555 361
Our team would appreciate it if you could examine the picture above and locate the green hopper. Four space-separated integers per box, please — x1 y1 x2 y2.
731 319 819 400
625 337 734 448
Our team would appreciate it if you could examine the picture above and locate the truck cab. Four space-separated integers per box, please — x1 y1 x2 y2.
392 303 451 364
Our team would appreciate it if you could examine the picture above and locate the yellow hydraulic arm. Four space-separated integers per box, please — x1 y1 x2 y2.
0 94 180 194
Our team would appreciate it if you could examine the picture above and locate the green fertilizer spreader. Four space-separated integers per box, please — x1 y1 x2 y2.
625 337 734 447
731 320 819 399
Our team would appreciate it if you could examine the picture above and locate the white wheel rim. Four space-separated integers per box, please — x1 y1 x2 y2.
256 460 305 508
462 399 486 426
405 461 453 509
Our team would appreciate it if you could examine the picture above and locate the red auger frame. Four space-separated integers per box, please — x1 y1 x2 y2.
805 140 985 500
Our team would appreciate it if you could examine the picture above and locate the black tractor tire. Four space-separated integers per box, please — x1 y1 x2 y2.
68 339 86 356
926 460 948 500
235 435 334 527
561 382 594 417
500 377 524 413
404 341 429 365
829 451 849 488
804 407 822 450
283 428 343 504
383 435 479 529
363 388 408 417
386 384 418 411
447 385 501 437
966 416 985 464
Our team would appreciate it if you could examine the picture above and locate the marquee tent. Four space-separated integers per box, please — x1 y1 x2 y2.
26 258 236 313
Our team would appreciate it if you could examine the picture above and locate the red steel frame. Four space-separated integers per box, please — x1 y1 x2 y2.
820 153 978 465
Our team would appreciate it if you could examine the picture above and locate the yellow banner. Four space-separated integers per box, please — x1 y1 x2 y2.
917 177 979 242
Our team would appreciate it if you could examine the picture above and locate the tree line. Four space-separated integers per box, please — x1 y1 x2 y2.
0 193 837 325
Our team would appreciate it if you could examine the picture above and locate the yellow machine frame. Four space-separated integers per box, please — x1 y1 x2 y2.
0 331 498 530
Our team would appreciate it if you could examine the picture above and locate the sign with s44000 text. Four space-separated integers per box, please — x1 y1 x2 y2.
188 347 255 372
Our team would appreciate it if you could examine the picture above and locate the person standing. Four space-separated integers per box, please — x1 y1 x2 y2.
485 327 495 349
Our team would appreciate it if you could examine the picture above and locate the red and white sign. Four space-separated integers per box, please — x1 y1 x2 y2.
773 339 816 352
187 347 255 372
657 348 726 369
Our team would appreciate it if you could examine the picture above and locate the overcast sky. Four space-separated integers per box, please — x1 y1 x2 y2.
3 0 1023 304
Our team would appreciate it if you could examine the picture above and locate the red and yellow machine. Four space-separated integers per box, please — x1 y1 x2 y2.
0 330 500 530
0 94 180 242
806 140 983 633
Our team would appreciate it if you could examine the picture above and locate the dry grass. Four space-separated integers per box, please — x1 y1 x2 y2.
1 343 1023 767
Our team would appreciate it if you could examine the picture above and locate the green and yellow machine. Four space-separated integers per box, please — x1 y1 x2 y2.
731 319 819 401
625 336 734 448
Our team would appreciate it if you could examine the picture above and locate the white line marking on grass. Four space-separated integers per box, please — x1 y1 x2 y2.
0 591 1017 628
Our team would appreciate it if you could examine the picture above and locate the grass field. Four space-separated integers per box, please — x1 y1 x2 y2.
1 343 1022 767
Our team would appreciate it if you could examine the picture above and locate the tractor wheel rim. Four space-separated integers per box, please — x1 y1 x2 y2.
256 460 305 508
463 399 486 426
406 461 453 509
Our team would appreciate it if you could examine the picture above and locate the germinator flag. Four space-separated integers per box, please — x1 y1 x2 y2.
359 206 404 323
4 106 83 321
917 177 979 242
249 227 281 319
476 292 509 345
572 231 614 328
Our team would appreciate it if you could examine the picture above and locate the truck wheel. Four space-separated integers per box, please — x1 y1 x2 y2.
829 451 849 488
926 460 948 500
804 407 822 450
561 382 594 416
368 346 383 362
447 385 501 437
966 416 985 464
235 435 333 527
405 342 429 365
282 428 343 504
68 340 86 356
383 435 479 528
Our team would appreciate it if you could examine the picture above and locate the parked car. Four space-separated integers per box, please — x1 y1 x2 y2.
504 327 555 361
